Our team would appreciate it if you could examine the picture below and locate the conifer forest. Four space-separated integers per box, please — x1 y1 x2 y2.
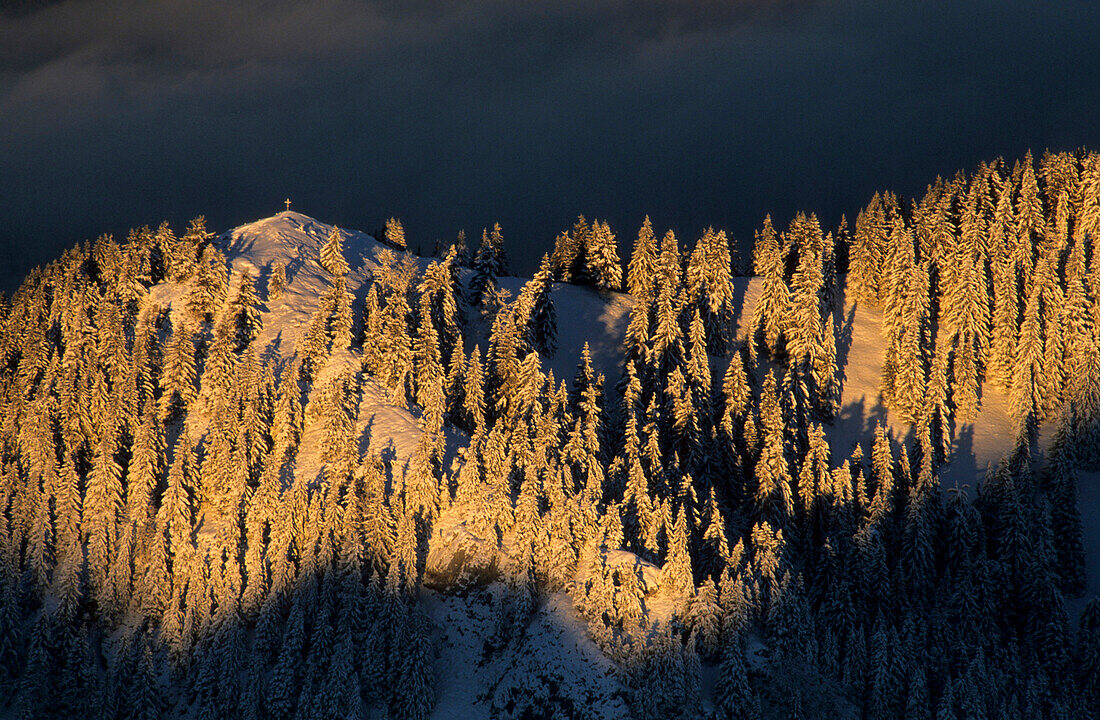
3 149 1100 720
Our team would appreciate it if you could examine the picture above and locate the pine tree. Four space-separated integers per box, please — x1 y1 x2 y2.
750 220 791 359
628 216 659 300
1078 597 1100 710
413 297 446 435
662 507 694 600
1043 445 1087 597
1014 151 1044 292
754 371 794 529
686 227 737 355
469 224 507 307
186 244 228 323
586 219 623 291
849 195 889 305
416 246 465 364
229 270 263 350
513 254 557 357
551 215 589 284
267 260 287 301
385 217 407 250
159 430 195 566
160 317 197 420
85 416 124 604
320 226 351 276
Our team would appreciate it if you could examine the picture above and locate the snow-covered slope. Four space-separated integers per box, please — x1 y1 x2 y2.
202 214 636 718
199 212 1095 716
207 212 1021 495
221 211 400 355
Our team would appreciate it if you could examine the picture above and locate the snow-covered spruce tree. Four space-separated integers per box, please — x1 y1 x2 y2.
413 296 446 436
512 254 557 357
1014 150 1045 294
416 246 464 365
327 275 355 350
685 226 736 356
754 371 793 530
267 260 287 301
648 229 685 382
186 243 228 323
228 269 262 350
84 414 124 608
714 351 752 495
944 250 990 423
550 215 589 284
849 193 890 306
385 216 407 250
320 226 351 277
1042 439 1088 597
469 223 508 308
160 316 197 420
359 282 383 370
585 219 623 291
662 506 694 600
751 214 777 277
486 298 523 419
786 214 834 419
628 216 659 300
620 367 657 557
1077 152 1100 245
157 220 193 282
459 344 487 435
750 216 791 360
201 321 237 419
1078 597 1100 710
372 251 415 397
891 261 932 425
1061 234 1093 385
296 301 332 384
987 248 1019 392
1010 260 1050 435
1062 336 1100 469
715 639 760 720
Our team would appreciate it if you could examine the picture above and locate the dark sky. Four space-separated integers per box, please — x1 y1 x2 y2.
2 0 1100 289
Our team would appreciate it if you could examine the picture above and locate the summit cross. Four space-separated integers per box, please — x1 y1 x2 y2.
284 198 292 212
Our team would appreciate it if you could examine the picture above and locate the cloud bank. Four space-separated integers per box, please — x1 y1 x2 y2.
2 0 1099 287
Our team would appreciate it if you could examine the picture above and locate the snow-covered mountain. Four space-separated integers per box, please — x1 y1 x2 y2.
2 154 1100 720
199 210 1098 715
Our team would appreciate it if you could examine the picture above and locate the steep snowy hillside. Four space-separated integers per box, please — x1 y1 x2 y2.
201 211 1020 497
208 214 642 718
205 211 1089 715
2 182 1097 720
218 209 1086 601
